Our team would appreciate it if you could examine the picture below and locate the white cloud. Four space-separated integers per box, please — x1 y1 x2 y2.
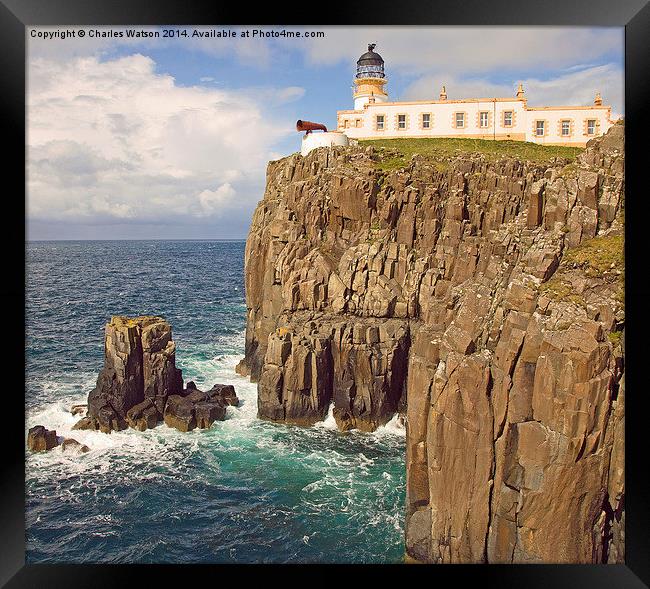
27 53 296 231
197 183 237 215
272 86 306 104
295 27 623 74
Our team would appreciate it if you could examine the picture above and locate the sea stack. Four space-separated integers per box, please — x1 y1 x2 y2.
239 123 625 563
74 316 183 433
73 315 239 433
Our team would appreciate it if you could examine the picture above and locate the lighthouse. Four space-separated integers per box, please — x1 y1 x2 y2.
353 44 388 110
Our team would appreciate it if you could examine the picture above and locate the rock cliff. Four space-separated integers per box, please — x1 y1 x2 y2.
239 124 625 563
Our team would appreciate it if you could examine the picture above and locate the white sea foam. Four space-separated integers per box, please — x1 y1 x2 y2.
357 453 375 466
373 413 406 438
314 403 337 430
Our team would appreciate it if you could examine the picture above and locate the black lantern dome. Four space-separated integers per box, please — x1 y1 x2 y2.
356 44 385 79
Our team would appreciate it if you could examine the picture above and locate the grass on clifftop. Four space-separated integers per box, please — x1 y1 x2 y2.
360 137 583 171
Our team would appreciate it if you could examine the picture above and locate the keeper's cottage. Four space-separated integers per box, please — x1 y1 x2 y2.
338 44 615 147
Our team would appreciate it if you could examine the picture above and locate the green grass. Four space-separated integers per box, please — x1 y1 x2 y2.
539 278 586 306
375 155 409 172
562 234 624 277
608 331 623 346
360 137 583 171
539 233 624 306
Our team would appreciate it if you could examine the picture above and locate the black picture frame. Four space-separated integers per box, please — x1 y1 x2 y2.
2 0 648 585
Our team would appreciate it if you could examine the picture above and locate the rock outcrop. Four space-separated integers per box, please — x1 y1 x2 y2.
256 316 408 430
73 316 239 434
239 124 625 563
74 316 183 433
163 382 239 432
27 425 59 452
60 438 90 454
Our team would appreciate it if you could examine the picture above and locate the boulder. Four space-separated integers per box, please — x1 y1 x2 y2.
27 425 59 452
163 395 197 432
126 399 160 431
70 404 87 416
195 402 227 428
61 438 90 453
72 416 97 431
164 383 237 432
206 383 239 406
96 404 127 434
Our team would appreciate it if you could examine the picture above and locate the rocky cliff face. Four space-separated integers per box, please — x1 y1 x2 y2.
239 125 624 563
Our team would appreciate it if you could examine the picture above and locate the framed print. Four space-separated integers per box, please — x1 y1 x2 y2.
2 0 649 586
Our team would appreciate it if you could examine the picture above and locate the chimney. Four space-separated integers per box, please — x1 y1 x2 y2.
439 85 447 101
594 92 603 106
516 83 525 99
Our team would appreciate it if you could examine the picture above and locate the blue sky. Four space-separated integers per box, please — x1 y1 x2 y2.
27 26 624 240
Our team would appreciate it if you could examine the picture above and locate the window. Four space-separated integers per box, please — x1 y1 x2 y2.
455 112 465 128
422 113 431 129
503 111 513 127
376 115 385 131
479 111 489 128
344 119 350 129
535 120 545 136
587 119 597 135
355 119 362 128
397 114 407 129
561 120 571 136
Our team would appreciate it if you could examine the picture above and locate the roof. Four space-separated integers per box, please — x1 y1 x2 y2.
357 43 384 66
338 97 612 110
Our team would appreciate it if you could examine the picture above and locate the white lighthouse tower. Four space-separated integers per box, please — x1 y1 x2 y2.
353 44 388 110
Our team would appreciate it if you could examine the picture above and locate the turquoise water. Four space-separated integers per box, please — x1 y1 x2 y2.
25 240 406 563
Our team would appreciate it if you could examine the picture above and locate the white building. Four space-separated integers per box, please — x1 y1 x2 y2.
338 45 616 147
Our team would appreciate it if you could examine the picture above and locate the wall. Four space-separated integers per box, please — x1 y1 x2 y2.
524 106 611 145
338 98 614 146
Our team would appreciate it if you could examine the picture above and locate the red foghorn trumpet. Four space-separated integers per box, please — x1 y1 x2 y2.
296 120 328 134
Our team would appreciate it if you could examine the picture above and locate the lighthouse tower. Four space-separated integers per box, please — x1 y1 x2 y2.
353 44 388 110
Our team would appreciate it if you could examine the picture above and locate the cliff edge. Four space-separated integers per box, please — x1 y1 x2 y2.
238 125 624 563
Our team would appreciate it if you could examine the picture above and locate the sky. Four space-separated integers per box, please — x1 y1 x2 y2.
27 26 624 240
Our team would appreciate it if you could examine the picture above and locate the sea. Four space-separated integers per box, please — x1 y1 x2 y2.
25 240 406 564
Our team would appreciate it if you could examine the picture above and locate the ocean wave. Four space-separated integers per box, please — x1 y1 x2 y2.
373 413 406 438
314 403 337 430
